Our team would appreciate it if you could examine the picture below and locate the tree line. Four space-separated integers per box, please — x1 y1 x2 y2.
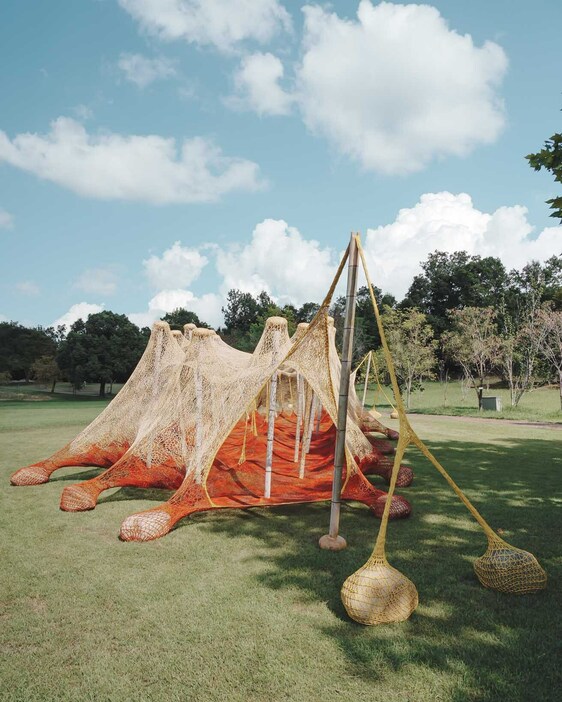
1 250 561 406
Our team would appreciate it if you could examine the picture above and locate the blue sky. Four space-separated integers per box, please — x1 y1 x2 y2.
0 0 561 329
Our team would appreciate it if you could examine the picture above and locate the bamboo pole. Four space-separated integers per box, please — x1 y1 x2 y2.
319 233 359 551
264 371 278 498
293 373 303 462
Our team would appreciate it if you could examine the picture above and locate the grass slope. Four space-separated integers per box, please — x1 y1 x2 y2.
362 380 562 423
0 402 560 702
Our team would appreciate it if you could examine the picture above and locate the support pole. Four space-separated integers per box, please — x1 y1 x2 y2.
361 351 372 409
293 374 303 463
319 233 359 551
264 371 278 498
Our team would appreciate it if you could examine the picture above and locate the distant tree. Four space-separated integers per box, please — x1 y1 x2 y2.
161 308 210 330
31 355 61 393
443 307 500 410
379 307 437 409
403 251 508 336
57 311 146 397
537 306 562 410
222 290 260 337
296 302 320 323
526 131 562 223
0 322 56 381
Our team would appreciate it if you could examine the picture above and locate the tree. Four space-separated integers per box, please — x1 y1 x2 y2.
379 307 437 409
0 322 56 381
31 355 61 393
161 308 210 330
296 302 320 323
57 312 146 397
222 290 260 338
443 307 500 410
526 131 562 223
403 251 508 336
537 307 562 410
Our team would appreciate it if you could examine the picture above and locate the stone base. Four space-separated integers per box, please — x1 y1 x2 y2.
319 534 347 551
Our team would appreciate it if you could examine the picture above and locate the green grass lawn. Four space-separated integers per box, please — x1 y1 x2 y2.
1 401 560 702
361 380 562 423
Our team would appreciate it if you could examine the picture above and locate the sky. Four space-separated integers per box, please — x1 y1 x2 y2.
0 0 561 329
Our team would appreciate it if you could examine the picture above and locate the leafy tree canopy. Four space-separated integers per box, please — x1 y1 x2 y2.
0 322 56 381
161 308 210 330
57 311 146 397
526 132 562 223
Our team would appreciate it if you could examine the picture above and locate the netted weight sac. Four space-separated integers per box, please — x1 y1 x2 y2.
115 314 411 542
10 322 186 486
474 535 547 594
341 555 418 625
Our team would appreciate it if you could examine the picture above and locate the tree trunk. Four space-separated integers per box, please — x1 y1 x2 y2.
477 384 483 411
99 381 106 398
50 379 57 394
559 371 562 411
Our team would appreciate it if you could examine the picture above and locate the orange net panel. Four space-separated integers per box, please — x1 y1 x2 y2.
60 410 411 525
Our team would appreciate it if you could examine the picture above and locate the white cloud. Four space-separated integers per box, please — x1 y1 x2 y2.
16 281 40 296
129 289 223 327
74 267 119 296
73 104 94 120
362 192 562 299
118 0 291 53
0 117 265 204
0 208 14 229
231 1 507 175
0 314 8 322
216 218 338 306
143 241 208 289
229 52 293 115
52 302 105 330
118 53 177 88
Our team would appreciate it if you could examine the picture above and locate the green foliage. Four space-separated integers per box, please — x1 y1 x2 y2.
526 131 562 222
222 290 296 351
57 311 146 397
31 355 61 393
161 308 210 330
379 307 437 408
403 252 508 336
0 322 56 381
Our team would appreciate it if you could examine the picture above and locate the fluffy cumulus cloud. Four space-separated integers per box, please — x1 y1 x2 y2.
118 0 291 53
229 52 293 116
52 302 105 330
362 191 562 298
0 117 264 204
118 52 177 88
216 218 338 305
231 1 508 174
0 208 14 229
129 289 223 328
143 241 208 289
74 267 119 296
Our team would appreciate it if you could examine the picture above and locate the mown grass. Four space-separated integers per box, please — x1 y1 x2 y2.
0 401 560 702
362 380 562 423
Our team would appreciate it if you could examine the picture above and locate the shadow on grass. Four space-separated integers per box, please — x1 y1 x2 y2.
179 434 560 702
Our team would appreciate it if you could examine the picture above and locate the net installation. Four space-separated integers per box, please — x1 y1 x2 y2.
10 233 546 625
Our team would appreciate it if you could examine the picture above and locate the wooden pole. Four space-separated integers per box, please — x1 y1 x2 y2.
319 233 359 551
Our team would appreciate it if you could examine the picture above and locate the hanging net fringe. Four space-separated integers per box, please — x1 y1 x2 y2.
341 235 546 627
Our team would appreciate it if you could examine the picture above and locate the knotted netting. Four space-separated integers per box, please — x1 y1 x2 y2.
10 321 185 486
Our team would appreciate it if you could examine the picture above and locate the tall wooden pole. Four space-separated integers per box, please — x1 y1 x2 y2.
319 233 359 551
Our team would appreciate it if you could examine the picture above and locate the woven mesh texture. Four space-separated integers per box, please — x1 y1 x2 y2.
341 555 418 625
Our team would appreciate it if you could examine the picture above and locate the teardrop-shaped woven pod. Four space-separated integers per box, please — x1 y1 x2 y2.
341 556 418 625
474 536 547 594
